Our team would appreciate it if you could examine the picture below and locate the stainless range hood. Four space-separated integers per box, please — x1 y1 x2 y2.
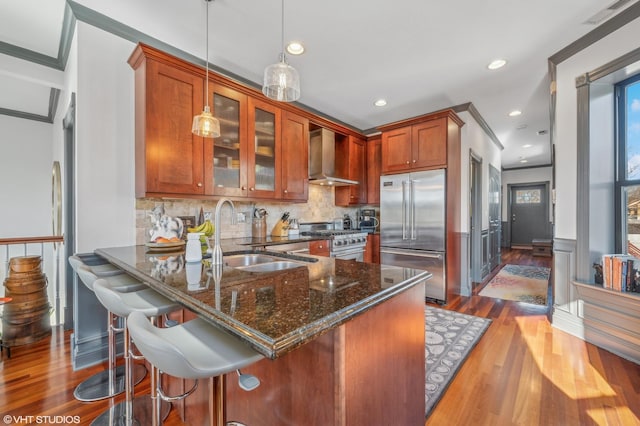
308 128 358 186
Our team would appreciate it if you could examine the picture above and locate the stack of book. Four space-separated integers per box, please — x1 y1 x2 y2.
601 254 639 292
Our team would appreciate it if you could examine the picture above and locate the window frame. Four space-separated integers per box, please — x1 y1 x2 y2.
615 73 640 252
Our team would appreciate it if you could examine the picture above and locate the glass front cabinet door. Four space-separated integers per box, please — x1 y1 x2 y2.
206 84 248 197
248 98 280 199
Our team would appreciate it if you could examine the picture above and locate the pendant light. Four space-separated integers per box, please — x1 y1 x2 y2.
192 0 221 138
262 0 300 102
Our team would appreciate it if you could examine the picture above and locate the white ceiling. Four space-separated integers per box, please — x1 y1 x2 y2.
1 0 638 168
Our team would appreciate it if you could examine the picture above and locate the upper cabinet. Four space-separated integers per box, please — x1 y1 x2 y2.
131 56 206 196
281 111 309 201
335 135 367 206
128 43 308 202
379 111 463 174
366 135 382 205
206 83 248 198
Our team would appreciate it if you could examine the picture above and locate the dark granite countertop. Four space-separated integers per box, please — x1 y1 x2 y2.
95 244 430 359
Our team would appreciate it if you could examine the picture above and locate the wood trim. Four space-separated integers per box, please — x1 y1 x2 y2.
376 108 464 132
0 236 64 245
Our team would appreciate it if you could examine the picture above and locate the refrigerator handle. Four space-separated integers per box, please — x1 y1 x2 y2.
410 179 416 240
402 180 407 240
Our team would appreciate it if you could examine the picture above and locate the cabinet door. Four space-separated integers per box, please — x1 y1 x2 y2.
411 118 447 169
309 240 330 257
144 60 205 195
281 110 309 201
336 136 367 206
206 84 248 197
366 136 381 205
381 126 412 173
248 97 281 199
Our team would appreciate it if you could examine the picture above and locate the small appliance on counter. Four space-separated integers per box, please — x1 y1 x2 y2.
342 213 352 230
358 208 379 233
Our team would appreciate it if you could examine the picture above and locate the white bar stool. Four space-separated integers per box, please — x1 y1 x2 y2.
91 276 181 426
69 254 147 402
127 310 264 426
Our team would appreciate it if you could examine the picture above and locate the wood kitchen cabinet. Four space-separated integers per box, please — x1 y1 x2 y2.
130 53 206 197
309 240 330 257
206 84 282 199
281 110 309 201
206 83 248 198
366 135 381 205
364 233 380 264
129 43 308 202
380 114 458 173
335 135 367 206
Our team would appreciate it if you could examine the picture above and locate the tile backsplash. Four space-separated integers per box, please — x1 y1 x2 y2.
136 185 364 244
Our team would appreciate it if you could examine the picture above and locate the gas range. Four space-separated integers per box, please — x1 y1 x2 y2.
300 225 368 260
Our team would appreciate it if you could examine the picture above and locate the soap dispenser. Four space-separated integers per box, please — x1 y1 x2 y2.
185 232 204 263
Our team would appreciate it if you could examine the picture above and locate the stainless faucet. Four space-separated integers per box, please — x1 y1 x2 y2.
212 197 236 265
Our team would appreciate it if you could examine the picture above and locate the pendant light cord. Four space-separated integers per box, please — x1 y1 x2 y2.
205 0 210 107
280 0 285 62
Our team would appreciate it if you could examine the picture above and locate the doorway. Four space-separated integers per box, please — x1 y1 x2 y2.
488 165 501 272
470 151 482 284
508 182 550 248
62 94 76 330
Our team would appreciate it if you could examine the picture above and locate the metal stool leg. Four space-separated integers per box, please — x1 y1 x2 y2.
74 311 146 402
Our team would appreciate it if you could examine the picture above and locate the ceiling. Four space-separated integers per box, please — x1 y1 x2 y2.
1 0 638 169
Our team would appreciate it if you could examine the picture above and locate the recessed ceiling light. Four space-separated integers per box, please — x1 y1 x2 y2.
487 59 507 70
520 159 528 163
374 99 387 107
509 110 522 117
286 41 305 55
522 144 532 148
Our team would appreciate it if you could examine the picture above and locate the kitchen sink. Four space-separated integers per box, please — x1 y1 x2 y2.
235 261 305 273
223 254 282 268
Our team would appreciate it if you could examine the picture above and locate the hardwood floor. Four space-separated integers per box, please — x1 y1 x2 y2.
1 249 639 425
427 249 640 426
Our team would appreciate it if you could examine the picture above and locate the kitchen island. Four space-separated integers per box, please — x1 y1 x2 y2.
96 244 429 425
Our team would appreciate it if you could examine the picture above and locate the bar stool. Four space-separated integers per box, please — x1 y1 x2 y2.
69 255 147 402
92 277 181 426
127 310 264 426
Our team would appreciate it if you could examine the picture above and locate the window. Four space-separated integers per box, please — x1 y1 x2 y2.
616 74 640 255
515 189 541 204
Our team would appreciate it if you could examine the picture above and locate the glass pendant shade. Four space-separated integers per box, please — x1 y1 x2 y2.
192 0 220 138
192 105 220 137
263 54 300 102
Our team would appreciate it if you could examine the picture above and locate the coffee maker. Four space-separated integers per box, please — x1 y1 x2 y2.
358 209 379 233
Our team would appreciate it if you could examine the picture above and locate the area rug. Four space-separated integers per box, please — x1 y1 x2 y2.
425 306 492 417
478 264 551 305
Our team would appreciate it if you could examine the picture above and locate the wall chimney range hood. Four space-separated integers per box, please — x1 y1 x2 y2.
308 128 358 186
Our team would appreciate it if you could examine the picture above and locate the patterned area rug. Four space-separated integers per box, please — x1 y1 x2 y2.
425 306 492 417
478 264 551 305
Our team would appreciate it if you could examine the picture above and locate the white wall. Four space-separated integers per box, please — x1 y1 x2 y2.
74 23 136 252
458 110 502 233
0 115 53 237
555 18 640 240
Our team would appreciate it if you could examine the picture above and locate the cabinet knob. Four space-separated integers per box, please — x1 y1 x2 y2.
406 160 410 164
241 186 246 190
250 187 255 191
284 189 288 194
412 159 416 163
197 182 203 187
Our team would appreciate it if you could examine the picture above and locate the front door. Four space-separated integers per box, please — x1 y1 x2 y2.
510 183 549 248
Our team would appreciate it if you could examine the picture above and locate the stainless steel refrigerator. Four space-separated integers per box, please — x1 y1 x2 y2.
380 170 446 303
